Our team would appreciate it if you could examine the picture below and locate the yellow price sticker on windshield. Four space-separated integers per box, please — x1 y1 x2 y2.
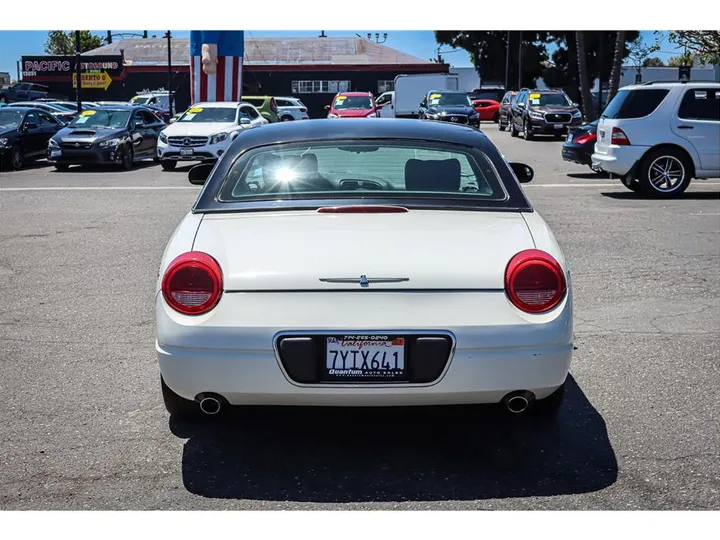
188 107 203 113
80 110 96 116
529 93 541 99
335 96 346 101
430 93 441 99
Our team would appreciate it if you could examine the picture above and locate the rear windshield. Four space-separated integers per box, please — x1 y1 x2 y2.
602 89 669 119
218 141 508 203
334 96 373 110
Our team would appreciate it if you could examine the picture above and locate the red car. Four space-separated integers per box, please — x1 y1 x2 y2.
325 92 378 118
472 99 501 122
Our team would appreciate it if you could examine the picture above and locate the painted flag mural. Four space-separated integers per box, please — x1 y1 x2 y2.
190 31 244 103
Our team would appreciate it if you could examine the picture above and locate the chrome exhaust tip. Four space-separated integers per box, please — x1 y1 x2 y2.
198 396 222 415
502 391 535 414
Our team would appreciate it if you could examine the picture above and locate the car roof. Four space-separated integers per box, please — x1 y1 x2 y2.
429 90 467 94
190 101 245 108
1 106 35 112
621 81 720 91
91 105 143 111
337 92 372 96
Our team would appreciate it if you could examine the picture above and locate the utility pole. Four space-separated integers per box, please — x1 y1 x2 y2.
517 31 523 89
165 31 174 116
598 35 603 116
504 31 511 90
16 60 20 82
75 30 82 114
106 31 112 44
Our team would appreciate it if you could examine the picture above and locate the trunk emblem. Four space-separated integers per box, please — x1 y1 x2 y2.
319 276 410 288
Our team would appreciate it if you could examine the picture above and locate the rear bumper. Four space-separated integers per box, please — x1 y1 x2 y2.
591 146 648 176
562 146 592 166
157 290 574 406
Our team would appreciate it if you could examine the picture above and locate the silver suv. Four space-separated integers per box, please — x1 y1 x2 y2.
592 81 720 198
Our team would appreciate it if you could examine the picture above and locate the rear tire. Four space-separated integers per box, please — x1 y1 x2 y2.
621 173 641 192
161 376 199 420
281 115 294 122
120 145 134 171
637 147 692 198
523 119 534 141
510 118 519 137
161 160 177 171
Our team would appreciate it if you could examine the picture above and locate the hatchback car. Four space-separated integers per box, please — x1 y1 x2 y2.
326 92 378 118
241 96 280 123
156 119 573 420
592 81 720 197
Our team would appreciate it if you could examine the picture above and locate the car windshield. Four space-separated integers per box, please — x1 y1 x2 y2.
218 140 507 203
178 107 237 123
529 93 572 106
333 96 373 110
429 93 471 107
0 109 24 130
69 109 131 128
131 96 152 105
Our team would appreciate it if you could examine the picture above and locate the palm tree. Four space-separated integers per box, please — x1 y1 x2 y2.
576 31 597 122
607 31 626 105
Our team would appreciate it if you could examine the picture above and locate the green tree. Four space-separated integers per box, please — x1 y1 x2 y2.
434 31 550 88
667 53 694 67
665 31 720 64
643 57 665 67
607 31 626 104
44 31 103 55
575 32 596 122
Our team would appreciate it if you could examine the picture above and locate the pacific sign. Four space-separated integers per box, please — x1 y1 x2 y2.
21 55 124 79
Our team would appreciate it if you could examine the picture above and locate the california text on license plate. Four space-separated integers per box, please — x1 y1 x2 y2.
325 335 406 382
180 148 194 156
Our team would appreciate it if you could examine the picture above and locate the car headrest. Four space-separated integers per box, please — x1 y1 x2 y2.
405 158 461 192
297 153 318 175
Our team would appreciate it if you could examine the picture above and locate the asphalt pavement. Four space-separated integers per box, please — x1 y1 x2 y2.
0 123 718 510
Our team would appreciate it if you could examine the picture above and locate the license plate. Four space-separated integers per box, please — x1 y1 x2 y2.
566 134 573 142
325 335 406 382
50 150 61 158
554 123 564 129
180 148 194 156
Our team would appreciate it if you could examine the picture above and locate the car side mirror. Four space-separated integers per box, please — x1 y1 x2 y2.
517 102 525 109
240 118 251 125
188 163 214 185
169 116 178 124
324 105 331 110
573 102 579 107
510 162 534 183
24 121 38 130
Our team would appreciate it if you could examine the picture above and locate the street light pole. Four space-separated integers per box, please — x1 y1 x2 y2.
517 31 523 89
75 30 82 114
504 31 511 90
166 31 174 116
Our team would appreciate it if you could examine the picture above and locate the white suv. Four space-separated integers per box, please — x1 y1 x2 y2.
275 97 310 121
592 81 720 198
157 101 267 170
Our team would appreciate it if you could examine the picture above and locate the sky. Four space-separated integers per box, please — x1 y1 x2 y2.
0 30 675 80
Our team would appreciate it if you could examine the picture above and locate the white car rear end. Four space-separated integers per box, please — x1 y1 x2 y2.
155 119 573 420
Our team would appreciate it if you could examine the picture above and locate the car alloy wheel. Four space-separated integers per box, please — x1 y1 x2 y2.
121 145 134 171
510 119 519 137
11 145 23 170
161 160 177 171
638 148 692 198
523 120 533 140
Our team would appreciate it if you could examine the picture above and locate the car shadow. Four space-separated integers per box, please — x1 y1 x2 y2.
171 375 617 503
567 172 610 180
51 160 159 173
601 191 720 200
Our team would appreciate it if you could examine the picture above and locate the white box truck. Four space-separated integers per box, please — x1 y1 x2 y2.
378 73 460 119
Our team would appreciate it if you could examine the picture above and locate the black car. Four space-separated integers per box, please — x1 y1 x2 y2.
0 107 64 171
419 91 480 128
47 105 165 171
497 90 520 131
510 89 583 140
561 120 598 170
0 82 66 104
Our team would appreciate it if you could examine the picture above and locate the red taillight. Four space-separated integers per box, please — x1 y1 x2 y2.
574 132 597 145
270 99 278 112
504 249 567 313
611 127 631 146
317 205 408 213
161 251 223 315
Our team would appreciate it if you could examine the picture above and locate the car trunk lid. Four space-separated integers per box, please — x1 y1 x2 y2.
192 209 536 291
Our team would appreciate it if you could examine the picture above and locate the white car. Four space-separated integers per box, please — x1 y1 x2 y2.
592 81 720 197
157 101 267 170
156 119 573 420
275 97 310 121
